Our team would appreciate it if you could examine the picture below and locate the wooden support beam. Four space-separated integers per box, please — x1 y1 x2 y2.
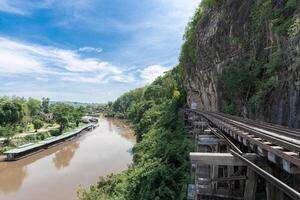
197 136 222 145
190 153 257 166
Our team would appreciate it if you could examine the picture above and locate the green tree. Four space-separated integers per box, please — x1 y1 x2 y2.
0 101 24 127
42 97 50 113
73 106 86 127
27 98 41 117
33 119 44 132
0 126 14 145
51 103 74 133
143 85 163 103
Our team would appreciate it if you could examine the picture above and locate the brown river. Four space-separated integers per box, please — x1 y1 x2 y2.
0 118 135 200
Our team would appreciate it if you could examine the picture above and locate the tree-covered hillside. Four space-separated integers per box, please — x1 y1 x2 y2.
78 66 193 200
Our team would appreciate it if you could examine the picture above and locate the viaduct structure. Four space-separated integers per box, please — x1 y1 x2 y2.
185 109 300 200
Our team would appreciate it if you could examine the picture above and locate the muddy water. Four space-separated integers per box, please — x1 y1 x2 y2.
0 118 135 200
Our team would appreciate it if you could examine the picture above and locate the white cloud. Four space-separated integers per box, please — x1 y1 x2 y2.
140 65 170 84
0 37 132 84
0 0 26 15
78 46 102 53
62 73 134 84
108 0 201 68
0 48 43 73
36 76 50 82
0 0 202 102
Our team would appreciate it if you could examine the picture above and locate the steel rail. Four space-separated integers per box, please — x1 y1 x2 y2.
200 115 243 155
187 109 300 166
202 112 300 153
211 112 300 140
231 150 300 200
217 112 300 133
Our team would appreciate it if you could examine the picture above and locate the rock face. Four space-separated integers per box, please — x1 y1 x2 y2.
184 0 300 128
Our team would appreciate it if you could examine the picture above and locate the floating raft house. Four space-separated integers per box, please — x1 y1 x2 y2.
4 123 96 161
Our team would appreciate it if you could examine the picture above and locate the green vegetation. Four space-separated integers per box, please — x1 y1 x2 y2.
179 0 298 116
33 119 44 132
0 99 24 127
180 4 204 66
27 98 42 117
180 0 219 66
79 66 192 200
288 17 300 37
50 103 87 133
219 0 298 115
0 96 92 154
201 0 217 7
42 97 50 113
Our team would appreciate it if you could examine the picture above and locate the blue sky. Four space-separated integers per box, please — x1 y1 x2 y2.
0 0 200 103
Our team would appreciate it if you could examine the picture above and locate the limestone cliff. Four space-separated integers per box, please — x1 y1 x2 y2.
182 0 300 128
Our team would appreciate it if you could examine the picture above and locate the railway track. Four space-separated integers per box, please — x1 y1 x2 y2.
213 112 300 141
188 109 300 168
206 112 300 153
205 112 300 153
186 109 300 199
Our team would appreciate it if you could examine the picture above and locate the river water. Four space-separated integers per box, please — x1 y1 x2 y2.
0 118 135 200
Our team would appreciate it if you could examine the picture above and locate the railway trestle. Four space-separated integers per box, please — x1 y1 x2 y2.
185 109 300 200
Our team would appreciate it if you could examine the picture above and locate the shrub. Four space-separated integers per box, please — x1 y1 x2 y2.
33 119 44 132
50 129 61 137
202 0 217 7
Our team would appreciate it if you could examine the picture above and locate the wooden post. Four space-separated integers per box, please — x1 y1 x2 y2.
265 166 284 200
244 168 258 200
228 166 235 193
212 165 218 191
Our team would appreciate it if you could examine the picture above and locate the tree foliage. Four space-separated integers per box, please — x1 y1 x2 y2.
79 66 192 200
219 0 298 115
27 98 41 117
42 97 50 113
51 103 73 133
0 101 24 127
33 119 44 132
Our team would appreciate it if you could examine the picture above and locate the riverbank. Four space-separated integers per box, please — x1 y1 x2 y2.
3 123 96 161
0 122 93 156
0 125 59 142
0 118 135 200
0 155 5 161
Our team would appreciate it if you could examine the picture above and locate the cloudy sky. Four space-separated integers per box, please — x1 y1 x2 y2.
0 0 200 103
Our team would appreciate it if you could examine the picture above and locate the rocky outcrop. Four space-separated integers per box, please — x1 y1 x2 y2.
184 0 300 128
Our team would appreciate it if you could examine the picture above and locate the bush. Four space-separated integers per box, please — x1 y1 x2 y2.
36 132 51 140
50 129 61 137
33 119 44 132
15 126 24 133
24 134 37 142
0 146 13 154
202 0 217 7
0 126 14 139
114 113 125 119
